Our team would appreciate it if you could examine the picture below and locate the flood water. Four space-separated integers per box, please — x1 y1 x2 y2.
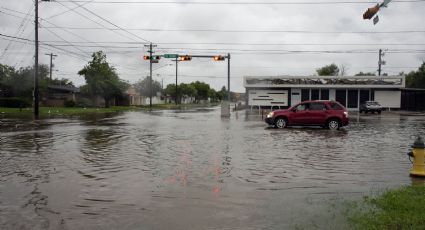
1 107 424 230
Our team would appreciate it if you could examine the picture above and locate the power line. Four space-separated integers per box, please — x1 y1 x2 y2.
40 26 425 34
4 34 425 55
67 1 151 43
55 0 425 5
0 5 33 62
53 1 145 43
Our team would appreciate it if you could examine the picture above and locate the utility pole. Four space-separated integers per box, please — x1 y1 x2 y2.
45 53 57 81
175 58 178 105
378 49 387 76
227 53 231 101
144 43 156 109
378 49 382 76
34 0 39 119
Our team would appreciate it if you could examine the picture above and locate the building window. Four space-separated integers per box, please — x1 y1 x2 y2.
311 89 320 100
347 90 359 108
321 89 329 100
301 89 310 101
336 90 346 106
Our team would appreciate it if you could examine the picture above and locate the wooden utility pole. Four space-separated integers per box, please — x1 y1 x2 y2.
45 53 57 81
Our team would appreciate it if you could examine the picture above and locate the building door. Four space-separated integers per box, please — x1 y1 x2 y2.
291 89 301 107
335 90 347 107
360 90 370 104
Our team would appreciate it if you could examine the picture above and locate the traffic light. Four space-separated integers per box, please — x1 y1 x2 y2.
363 4 380 20
213 55 225 61
143 55 161 60
179 55 192 61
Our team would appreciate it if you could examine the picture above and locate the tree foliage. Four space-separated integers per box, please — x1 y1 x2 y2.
78 51 128 107
0 63 71 99
134 77 162 97
355 72 376 76
406 62 425 88
164 82 226 103
316 63 340 76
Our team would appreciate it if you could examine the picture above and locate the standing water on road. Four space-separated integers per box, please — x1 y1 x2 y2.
1 108 424 229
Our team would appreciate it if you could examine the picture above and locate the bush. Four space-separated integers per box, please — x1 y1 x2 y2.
64 100 76 107
0 97 31 108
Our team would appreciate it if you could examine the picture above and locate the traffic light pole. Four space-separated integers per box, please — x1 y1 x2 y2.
175 58 178 105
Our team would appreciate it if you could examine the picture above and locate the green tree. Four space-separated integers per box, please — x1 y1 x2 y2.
316 63 339 76
134 77 162 97
406 62 425 88
190 81 210 102
208 88 218 102
355 72 376 76
78 51 128 107
179 83 197 102
217 86 226 101
164 83 178 102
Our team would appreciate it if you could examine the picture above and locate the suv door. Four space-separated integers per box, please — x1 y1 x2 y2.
290 103 309 125
307 102 328 125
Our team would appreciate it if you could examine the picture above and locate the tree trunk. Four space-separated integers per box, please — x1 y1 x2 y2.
104 98 110 108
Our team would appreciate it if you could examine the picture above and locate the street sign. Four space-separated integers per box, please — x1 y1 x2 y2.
373 15 380 25
164 54 178 58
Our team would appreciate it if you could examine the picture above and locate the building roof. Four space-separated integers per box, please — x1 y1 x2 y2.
48 85 80 93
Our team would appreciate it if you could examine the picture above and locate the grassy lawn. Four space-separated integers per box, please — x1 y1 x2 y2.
347 184 425 230
0 103 220 117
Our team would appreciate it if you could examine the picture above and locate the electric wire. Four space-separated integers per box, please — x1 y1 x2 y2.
55 0 425 5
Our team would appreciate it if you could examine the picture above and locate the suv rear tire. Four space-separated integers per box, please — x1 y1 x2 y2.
275 117 287 129
327 119 340 130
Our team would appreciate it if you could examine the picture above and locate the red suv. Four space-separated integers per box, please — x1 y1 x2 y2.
265 100 349 130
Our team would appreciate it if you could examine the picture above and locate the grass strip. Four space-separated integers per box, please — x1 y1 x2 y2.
348 184 425 230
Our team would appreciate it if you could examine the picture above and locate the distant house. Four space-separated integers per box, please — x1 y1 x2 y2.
45 85 79 106
126 86 143 106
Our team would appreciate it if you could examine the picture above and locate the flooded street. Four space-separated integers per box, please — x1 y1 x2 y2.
1 107 424 230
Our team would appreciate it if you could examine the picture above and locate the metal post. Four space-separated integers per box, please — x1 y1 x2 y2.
34 0 39 119
378 49 382 76
175 57 178 105
149 43 153 108
227 53 231 101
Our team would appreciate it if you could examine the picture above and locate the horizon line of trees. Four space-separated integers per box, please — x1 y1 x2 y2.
2 52 425 108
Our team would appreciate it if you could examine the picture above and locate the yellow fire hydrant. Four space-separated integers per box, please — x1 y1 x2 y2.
407 136 425 177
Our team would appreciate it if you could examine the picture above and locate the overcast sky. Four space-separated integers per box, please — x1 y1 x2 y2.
1 0 424 92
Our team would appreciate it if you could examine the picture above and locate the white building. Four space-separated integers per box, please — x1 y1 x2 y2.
244 75 405 111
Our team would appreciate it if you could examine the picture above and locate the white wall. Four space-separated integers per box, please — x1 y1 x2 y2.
248 89 288 106
374 91 401 108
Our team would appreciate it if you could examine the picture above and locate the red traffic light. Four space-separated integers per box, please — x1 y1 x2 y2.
143 56 150 60
213 56 225 61
363 4 380 20
179 55 192 61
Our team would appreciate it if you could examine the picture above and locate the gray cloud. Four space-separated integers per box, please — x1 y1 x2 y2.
1 0 424 92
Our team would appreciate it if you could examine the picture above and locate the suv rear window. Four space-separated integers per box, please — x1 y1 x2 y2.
329 103 343 110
